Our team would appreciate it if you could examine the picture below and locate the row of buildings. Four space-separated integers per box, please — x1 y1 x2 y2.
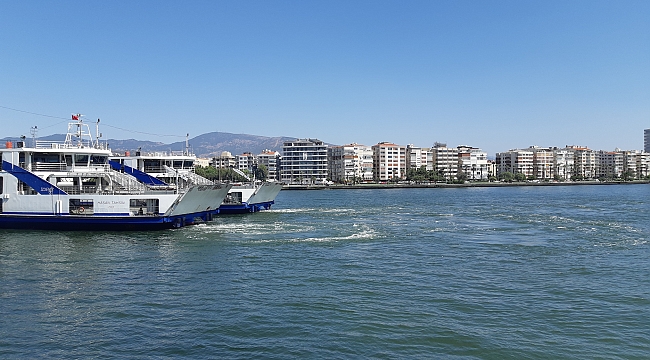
206 131 650 184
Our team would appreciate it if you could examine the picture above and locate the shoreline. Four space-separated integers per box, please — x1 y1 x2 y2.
282 180 650 190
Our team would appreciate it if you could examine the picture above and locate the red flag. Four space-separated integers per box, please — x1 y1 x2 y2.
72 114 79 120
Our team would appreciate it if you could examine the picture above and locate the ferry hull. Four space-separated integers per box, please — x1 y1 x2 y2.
0 211 215 231
217 200 274 214
217 182 282 215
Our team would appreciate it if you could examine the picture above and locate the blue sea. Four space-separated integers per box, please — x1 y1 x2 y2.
1 184 649 359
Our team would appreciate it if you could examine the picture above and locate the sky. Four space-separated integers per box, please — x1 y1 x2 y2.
1 0 648 155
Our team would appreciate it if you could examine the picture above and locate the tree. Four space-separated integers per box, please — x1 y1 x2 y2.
498 171 514 182
254 164 269 181
406 166 428 183
195 166 249 182
514 172 527 182
621 170 635 181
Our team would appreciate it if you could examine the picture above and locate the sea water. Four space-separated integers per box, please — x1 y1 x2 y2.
1 185 649 359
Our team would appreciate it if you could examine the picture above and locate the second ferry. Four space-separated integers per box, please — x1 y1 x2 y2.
110 146 283 215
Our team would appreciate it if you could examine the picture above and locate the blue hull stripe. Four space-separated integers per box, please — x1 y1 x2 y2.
217 201 275 214
0 211 216 231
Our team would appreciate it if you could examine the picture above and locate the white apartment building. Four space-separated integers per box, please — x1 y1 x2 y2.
596 150 624 179
527 146 555 180
195 158 211 168
622 150 639 179
281 138 328 185
637 152 650 178
211 151 236 168
457 145 488 180
564 145 596 180
372 142 406 181
431 143 459 180
552 149 574 180
495 149 534 178
327 143 373 183
237 152 256 173
406 145 433 171
257 149 281 181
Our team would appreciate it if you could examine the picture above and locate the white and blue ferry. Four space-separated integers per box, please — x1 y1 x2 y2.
110 149 283 214
0 117 231 230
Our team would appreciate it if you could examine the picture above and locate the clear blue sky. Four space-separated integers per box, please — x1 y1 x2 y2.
1 0 648 155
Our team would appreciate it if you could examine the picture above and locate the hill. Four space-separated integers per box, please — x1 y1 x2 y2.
1 132 297 158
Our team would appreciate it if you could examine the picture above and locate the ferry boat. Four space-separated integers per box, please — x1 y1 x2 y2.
0 117 231 230
110 149 283 214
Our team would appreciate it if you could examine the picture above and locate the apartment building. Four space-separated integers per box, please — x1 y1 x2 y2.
637 152 650 178
327 143 373 183
195 158 211 168
457 145 488 180
211 151 236 168
552 149 574 180
596 150 624 179
495 149 534 178
237 152 256 173
526 146 555 180
564 145 596 180
406 145 433 171
281 138 328 185
431 143 459 180
645 129 650 153
372 142 406 181
257 149 281 181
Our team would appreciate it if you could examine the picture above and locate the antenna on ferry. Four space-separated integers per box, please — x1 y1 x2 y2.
185 133 189 156
72 114 83 146
30 126 38 147
95 119 101 148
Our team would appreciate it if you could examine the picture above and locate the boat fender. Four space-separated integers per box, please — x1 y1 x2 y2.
79 206 85 213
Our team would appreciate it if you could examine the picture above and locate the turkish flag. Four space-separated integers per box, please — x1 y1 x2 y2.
72 114 79 120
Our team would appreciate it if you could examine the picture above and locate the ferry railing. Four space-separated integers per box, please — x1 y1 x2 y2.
32 162 67 172
72 164 111 173
163 165 214 185
110 170 148 193
35 140 67 149
34 140 110 150
144 166 166 173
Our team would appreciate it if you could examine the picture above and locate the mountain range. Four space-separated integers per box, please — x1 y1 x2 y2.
2 132 298 158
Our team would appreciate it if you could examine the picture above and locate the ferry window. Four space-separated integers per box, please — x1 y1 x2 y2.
225 192 243 204
0 177 3 194
91 155 107 165
173 161 183 168
75 154 89 166
17 180 37 195
64 155 72 166
69 199 93 214
34 153 60 163
144 159 159 171
184 161 194 168
130 199 160 215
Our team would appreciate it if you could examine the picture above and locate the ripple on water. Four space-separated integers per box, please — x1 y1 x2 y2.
1 185 649 359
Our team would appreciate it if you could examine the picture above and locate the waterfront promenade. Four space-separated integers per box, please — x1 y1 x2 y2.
283 180 650 190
